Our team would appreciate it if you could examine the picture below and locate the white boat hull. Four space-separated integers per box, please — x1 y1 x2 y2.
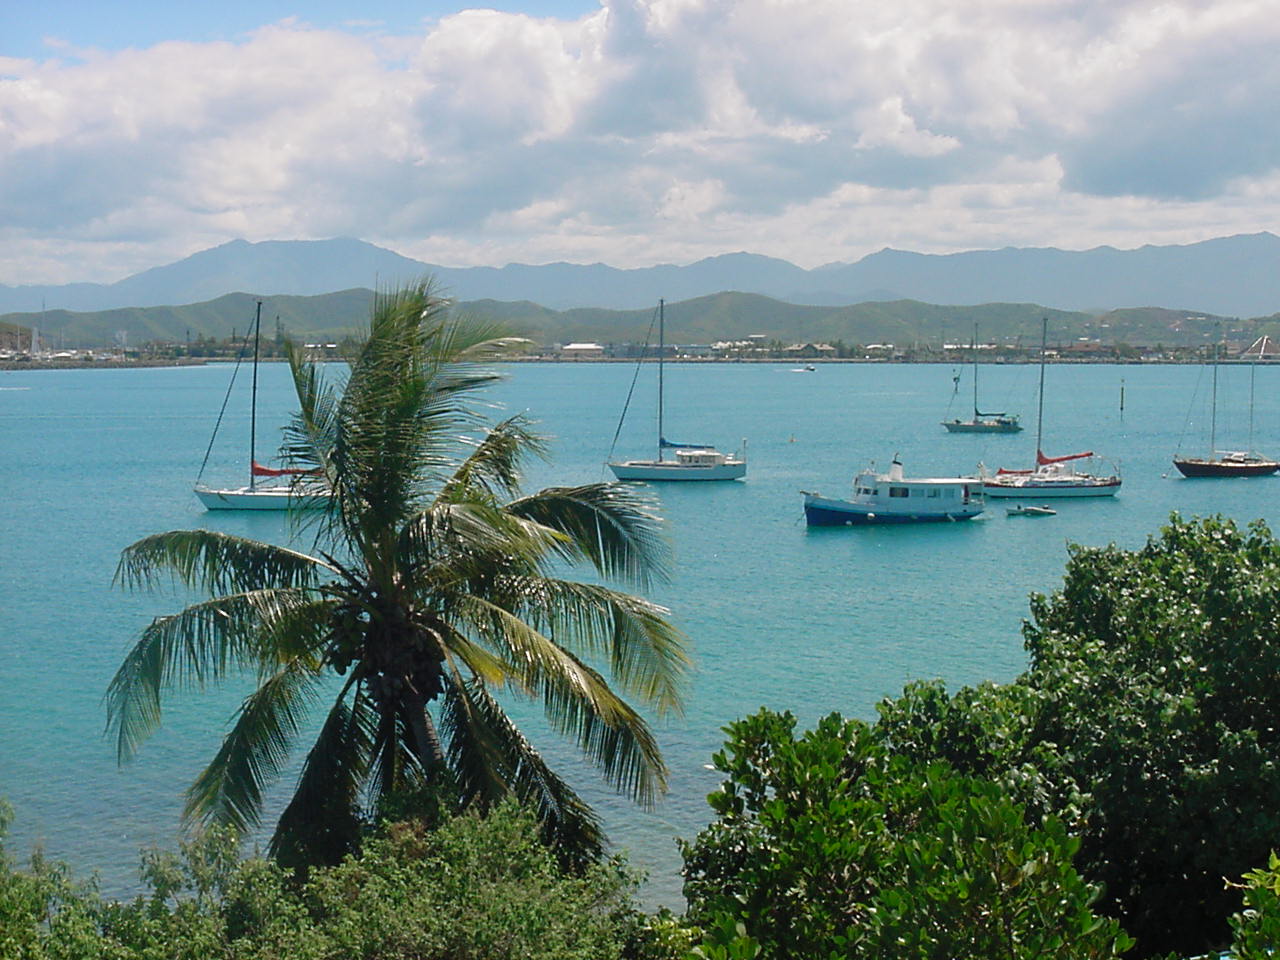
609 459 746 481
982 477 1120 498
195 485 329 510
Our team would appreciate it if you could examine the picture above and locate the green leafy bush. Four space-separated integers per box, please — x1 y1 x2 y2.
680 710 1131 959
1228 852 1280 959
868 514 1280 958
0 800 653 960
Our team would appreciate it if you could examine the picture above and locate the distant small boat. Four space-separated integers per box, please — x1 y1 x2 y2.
802 456 984 526
942 322 1021 433
1006 504 1056 517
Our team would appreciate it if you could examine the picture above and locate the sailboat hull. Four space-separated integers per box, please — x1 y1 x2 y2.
195 485 329 510
982 475 1120 498
942 419 1022 433
609 459 746 481
1172 457 1280 478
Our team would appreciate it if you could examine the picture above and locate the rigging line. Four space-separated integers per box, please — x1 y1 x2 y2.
944 366 962 416
604 304 661 469
194 329 254 485
1172 357 1208 457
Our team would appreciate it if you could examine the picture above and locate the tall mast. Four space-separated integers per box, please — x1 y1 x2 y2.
971 322 979 417
1210 328 1219 455
657 299 665 461
1035 317 1047 459
1249 339 1258 454
249 300 262 490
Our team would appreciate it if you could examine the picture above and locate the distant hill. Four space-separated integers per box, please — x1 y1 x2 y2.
4 290 1263 351
2 233 1279 317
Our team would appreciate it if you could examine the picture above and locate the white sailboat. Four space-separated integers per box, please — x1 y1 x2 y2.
981 318 1120 498
194 302 329 510
607 300 746 481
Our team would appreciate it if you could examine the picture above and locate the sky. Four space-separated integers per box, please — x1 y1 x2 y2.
2 0 1279 285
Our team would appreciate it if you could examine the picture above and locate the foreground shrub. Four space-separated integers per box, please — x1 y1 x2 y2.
0 800 649 959
871 514 1280 958
680 710 1131 959
1229 852 1280 959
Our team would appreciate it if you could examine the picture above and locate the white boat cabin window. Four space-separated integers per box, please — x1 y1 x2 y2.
889 486 909 498
856 485 876 496
927 488 940 498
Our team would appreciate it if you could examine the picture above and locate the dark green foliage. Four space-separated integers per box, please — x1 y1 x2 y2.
867 514 1280 958
680 710 1131 960
0 800 653 960
1018 514 1280 956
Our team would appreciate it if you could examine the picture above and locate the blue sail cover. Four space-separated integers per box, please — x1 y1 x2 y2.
660 436 711 449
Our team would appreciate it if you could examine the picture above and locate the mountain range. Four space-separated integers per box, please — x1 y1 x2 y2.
3 233 1280 317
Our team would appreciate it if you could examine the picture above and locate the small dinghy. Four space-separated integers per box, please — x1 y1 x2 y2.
1006 504 1056 517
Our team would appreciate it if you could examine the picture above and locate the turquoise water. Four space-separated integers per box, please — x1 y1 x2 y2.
2 359 1278 906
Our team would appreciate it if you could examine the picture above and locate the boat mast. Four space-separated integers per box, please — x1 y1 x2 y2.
657 299 665 461
1249 339 1258 454
971 322 979 418
1035 317 1046 459
1210 327 1219 456
249 300 262 490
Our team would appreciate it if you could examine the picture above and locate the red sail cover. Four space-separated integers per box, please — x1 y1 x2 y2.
1036 449 1093 465
251 460 319 477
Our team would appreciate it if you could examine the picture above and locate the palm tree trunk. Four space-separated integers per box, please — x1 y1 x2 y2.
404 697 446 773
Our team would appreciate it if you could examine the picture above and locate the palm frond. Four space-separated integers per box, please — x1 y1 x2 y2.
397 500 565 586
442 414 549 501
335 281 510 539
505 483 672 589
184 656 326 833
279 337 340 478
269 685 375 869
115 529 325 595
491 576 688 716
439 673 605 861
106 588 325 762
456 596 668 807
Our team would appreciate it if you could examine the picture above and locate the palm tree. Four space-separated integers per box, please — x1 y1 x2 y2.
108 281 689 868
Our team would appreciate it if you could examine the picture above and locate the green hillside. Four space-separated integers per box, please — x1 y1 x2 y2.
2 289 1269 350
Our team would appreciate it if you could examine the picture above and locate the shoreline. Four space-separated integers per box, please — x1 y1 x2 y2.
2 355 1274 371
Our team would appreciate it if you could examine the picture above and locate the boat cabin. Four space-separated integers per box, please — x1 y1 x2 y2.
674 448 730 466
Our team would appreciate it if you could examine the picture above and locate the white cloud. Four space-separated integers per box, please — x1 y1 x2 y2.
1 0 1279 284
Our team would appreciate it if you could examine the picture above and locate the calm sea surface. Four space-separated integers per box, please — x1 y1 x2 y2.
2 358 1278 906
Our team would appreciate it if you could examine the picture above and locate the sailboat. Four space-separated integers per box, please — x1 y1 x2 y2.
1173 332 1279 477
981 318 1121 498
941 323 1021 433
194 301 329 510
607 299 746 481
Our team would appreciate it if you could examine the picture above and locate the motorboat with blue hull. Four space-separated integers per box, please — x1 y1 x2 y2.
802 458 984 526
